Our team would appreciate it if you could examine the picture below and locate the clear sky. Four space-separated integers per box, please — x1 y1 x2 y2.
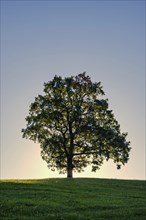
1 0 145 180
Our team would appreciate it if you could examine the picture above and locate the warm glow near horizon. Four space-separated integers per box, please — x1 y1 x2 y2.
1 1 145 180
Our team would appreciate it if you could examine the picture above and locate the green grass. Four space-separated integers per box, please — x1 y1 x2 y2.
0 178 146 220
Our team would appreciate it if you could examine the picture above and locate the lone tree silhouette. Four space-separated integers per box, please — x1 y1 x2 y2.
22 72 131 178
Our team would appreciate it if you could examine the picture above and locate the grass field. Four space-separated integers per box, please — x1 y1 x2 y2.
0 178 145 220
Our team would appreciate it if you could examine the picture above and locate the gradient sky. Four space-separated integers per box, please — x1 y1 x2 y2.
1 0 145 180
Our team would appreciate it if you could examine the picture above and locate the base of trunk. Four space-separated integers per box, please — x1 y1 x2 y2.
67 168 73 178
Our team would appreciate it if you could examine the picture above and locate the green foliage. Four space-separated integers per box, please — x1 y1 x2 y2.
22 72 130 176
0 178 145 220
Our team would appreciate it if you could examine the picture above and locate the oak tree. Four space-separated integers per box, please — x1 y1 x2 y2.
22 73 131 178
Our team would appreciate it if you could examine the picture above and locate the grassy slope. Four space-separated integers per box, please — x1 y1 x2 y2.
0 178 145 220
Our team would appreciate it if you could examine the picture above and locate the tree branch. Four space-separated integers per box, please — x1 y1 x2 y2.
73 151 100 156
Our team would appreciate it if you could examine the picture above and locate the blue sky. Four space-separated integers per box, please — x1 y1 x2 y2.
1 0 145 179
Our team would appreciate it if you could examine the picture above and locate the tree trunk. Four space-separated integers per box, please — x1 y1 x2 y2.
67 157 73 178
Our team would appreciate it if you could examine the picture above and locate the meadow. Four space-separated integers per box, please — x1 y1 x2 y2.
0 178 145 220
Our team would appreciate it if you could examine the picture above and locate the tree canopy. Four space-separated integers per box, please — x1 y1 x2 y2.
22 72 131 178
